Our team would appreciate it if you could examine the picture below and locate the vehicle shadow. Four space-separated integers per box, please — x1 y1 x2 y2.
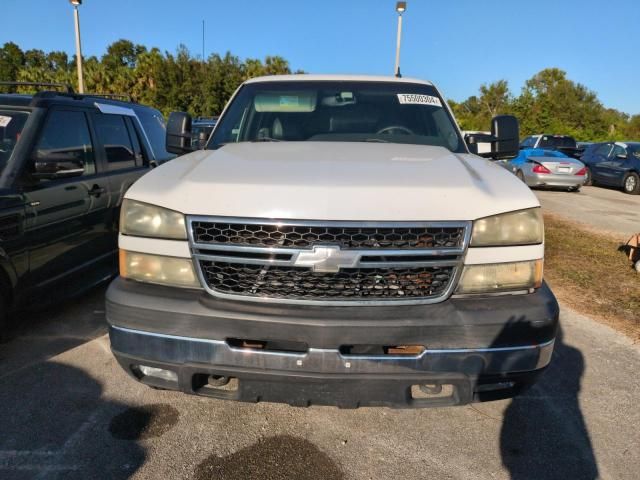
0 285 109 378
0 361 148 479
499 324 599 479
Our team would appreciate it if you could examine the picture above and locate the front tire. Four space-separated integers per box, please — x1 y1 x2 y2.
0 293 9 343
623 172 640 195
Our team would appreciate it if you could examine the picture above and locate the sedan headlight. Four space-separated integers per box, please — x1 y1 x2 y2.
120 199 187 240
119 250 201 288
455 260 543 294
471 208 543 247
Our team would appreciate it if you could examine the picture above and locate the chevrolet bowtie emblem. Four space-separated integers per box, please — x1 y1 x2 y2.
293 246 360 272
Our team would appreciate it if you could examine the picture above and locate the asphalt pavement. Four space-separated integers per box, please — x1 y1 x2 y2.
536 185 640 239
0 285 638 480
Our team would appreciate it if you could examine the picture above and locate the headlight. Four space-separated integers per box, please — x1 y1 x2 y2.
119 250 201 288
455 260 543 294
120 199 186 240
471 208 543 246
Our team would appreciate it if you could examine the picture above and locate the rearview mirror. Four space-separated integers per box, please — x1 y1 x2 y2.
166 111 194 155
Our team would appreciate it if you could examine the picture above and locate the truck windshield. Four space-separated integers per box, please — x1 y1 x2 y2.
0 109 29 172
208 81 465 152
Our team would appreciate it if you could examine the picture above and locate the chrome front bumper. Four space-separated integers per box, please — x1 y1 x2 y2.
110 325 554 377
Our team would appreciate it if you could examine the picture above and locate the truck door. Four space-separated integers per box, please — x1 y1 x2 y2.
21 108 111 290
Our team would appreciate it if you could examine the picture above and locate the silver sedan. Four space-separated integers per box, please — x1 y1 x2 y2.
508 155 587 191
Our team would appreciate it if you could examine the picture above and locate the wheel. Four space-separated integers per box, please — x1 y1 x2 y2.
583 167 593 186
623 172 640 195
568 186 580 192
516 170 526 183
0 293 9 343
635 260 640 273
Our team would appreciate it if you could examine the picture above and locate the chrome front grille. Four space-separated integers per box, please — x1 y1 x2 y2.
189 217 471 306
192 221 465 249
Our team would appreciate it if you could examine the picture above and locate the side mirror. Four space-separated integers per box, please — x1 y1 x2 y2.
616 153 627 160
490 115 519 160
166 111 193 155
466 116 519 160
31 150 85 180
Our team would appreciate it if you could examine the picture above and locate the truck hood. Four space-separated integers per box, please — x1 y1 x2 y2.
127 142 539 221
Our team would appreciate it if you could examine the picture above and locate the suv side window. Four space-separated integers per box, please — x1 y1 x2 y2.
124 117 146 166
136 109 174 162
93 114 136 170
611 145 626 158
594 143 612 157
30 109 95 178
520 136 536 148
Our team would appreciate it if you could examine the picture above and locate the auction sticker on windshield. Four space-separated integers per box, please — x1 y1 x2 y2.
397 94 442 107
0 116 12 127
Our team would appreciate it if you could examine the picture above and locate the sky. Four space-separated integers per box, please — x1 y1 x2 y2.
2 0 639 114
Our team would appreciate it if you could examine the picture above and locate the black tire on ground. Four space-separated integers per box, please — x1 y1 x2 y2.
623 172 640 195
0 293 9 343
568 187 580 192
583 167 593 186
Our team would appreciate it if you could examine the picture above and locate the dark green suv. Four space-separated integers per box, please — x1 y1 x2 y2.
0 84 174 337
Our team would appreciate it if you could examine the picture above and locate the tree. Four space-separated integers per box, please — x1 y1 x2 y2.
0 42 24 91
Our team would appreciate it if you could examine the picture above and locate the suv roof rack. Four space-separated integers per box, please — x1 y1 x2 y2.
0 81 74 93
83 93 134 102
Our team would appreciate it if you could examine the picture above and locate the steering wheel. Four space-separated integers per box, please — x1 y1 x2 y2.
376 125 414 135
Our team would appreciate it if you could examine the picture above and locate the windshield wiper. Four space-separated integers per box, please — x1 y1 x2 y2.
251 137 283 142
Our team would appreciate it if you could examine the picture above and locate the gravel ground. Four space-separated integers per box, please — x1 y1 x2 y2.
536 185 640 239
0 286 638 479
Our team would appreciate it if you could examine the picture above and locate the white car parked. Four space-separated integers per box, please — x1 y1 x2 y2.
106 75 559 408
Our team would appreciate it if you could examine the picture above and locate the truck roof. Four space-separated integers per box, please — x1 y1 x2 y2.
244 74 434 86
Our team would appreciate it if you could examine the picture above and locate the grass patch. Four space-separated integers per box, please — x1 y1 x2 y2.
543 213 640 341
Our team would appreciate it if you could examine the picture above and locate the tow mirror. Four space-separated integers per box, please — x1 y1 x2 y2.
490 115 519 160
166 111 194 155
465 115 520 160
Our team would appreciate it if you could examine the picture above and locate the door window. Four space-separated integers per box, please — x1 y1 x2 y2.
124 117 146 166
520 136 536 148
592 143 612 159
30 110 95 179
611 145 626 159
93 114 136 170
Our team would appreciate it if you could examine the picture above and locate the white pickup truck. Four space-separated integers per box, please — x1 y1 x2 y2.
107 75 559 408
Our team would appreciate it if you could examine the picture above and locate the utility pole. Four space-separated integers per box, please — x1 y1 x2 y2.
70 0 85 93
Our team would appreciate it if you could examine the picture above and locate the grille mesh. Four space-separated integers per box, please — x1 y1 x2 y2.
199 260 454 300
192 222 464 250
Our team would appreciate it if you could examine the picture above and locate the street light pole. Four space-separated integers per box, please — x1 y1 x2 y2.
70 0 85 93
394 2 406 77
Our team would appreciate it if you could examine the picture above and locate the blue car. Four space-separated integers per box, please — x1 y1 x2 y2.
581 142 640 194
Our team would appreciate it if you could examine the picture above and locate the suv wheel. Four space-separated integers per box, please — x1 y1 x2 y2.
623 172 640 195
0 293 8 343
